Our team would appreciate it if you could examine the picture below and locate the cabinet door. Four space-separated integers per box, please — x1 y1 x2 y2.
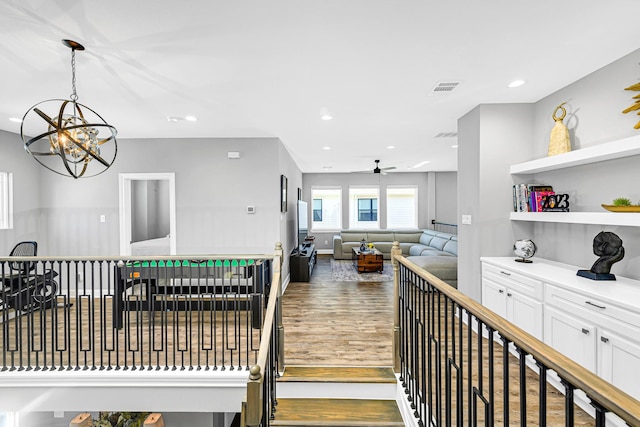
544 306 596 372
507 290 543 341
482 277 507 319
598 329 640 400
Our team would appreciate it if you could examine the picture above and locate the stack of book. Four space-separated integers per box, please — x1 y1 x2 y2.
513 184 554 212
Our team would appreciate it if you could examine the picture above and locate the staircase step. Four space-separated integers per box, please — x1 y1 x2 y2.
270 398 405 426
280 365 397 383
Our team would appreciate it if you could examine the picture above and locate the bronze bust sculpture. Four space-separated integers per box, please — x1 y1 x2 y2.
577 231 625 280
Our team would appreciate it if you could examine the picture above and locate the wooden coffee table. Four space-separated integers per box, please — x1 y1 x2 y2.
352 247 384 273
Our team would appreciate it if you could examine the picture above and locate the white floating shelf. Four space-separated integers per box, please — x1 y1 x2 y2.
510 134 640 175
510 211 640 227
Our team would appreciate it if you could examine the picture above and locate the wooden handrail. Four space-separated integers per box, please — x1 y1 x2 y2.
244 243 283 426
395 252 640 426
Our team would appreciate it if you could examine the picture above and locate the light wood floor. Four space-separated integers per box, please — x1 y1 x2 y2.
281 254 595 426
282 255 394 366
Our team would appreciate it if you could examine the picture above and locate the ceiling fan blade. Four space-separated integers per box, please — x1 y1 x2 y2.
381 166 397 171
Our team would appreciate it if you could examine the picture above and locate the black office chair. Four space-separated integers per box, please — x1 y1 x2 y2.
1 241 58 312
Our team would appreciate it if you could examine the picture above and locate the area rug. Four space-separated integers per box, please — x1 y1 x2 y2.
330 259 393 282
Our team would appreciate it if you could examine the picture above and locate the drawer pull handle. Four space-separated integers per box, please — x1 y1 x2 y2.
498 289 504 293
585 301 606 309
581 328 590 335
601 337 609 343
507 293 512 297
500 271 511 276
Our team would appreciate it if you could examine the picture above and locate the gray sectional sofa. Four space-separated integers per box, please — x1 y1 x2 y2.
332 229 458 287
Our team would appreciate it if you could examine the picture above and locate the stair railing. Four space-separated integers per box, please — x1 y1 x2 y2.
244 243 283 427
391 242 640 427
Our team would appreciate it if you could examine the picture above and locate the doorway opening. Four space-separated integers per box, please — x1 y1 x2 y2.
119 173 176 256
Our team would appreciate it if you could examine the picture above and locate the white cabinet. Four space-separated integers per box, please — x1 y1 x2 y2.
543 305 596 372
481 262 543 340
598 328 640 399
481 257 640 403
545 281 640 399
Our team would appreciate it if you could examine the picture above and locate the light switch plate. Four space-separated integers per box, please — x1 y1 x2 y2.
461 214 472 225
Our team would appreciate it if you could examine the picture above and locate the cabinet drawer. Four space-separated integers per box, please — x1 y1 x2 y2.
545 284 640 332
482 263 543 300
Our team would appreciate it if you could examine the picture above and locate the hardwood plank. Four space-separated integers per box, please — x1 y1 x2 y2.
271 398 404 426
280 366 396 383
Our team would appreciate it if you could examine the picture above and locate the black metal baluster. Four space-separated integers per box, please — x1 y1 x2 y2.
590 399 608 427
560 378 575 427
500 334 510 426
517 347 527 427
467 310 473 426
536 361 547 427
487 326 495 427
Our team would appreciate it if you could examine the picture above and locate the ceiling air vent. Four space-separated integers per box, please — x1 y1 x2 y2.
435 132 458 138
430 81 460 95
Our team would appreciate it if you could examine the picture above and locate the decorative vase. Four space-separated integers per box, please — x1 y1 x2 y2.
360 239 367 252
548 102 571 156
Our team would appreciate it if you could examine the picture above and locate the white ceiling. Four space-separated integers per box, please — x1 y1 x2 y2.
1 0 639 174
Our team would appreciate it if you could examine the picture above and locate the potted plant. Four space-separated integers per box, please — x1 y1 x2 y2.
601 197 640 212
93 412 150 427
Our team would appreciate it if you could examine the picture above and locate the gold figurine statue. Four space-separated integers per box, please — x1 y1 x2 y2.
548 102 571 156
623 82 640 130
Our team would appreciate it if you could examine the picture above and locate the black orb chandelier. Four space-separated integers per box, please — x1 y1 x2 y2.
20 39 117 179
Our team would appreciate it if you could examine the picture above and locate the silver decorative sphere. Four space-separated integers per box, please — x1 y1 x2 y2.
514 239 536 263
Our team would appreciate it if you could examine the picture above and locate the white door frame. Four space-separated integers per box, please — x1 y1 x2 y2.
118 173 177 256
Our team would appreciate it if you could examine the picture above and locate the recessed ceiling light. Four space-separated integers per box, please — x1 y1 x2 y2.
321 114 333 121
185 116 198 122
508 80 526 88
451 145 458 148
323 146 331 150
387 145 395 149
9 117 22 123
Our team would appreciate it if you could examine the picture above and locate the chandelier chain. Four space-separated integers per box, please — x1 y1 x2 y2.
70 48 78 101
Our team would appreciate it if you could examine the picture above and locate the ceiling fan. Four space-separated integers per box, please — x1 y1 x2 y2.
354 159 397 175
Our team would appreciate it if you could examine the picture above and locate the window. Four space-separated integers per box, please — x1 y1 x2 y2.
0 412 16 427
312 198 322 221
358 198 377 221
349 187 379 229
387 186 418 228
0 172 13 230
311 188 341 230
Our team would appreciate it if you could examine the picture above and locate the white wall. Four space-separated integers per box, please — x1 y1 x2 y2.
0 130 43 255
526 48 640 279
457 104 535 301
458 48 640 302
434 171 457 225
12 137 299 257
